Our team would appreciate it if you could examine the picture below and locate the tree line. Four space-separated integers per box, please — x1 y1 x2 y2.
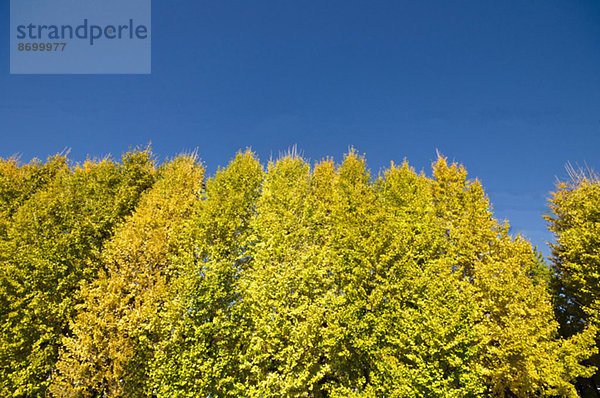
0 147 598 397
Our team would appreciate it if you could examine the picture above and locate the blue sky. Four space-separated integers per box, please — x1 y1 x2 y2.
1 1 600 256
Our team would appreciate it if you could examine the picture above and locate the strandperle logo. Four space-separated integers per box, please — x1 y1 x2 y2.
16 19 149 46
10 0 151 74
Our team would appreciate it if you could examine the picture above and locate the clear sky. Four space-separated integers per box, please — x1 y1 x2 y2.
1 1 599 256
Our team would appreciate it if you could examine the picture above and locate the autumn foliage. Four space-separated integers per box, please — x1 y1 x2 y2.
0 147 596 397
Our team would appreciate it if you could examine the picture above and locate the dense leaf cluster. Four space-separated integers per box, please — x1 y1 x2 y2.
0 148 596 397
547 172 600 397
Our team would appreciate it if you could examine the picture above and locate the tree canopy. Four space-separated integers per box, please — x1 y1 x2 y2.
0 148 595 397
546 168 600 397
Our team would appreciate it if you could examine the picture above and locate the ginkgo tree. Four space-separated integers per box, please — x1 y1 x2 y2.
152 150 264 398
51 154 203 398
431 156 595 398
0 148 155 397
546 167 600 397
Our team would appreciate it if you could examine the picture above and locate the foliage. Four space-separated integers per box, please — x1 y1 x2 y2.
153 150 263 398
51 154 203 397
0 148 595 397
546 170 600 396
0 148 155 397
